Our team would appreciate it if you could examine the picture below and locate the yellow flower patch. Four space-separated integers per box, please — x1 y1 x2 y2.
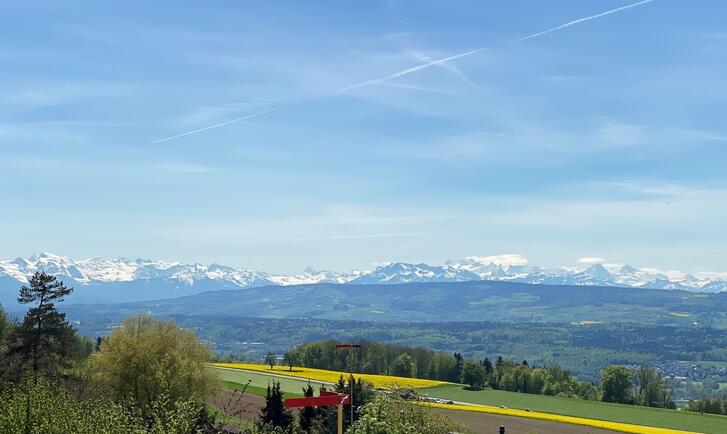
211 363 448 389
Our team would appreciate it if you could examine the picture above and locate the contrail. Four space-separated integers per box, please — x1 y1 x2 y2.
338 0 656 93
518 0 655 42
338 46 491 93
407 50 482 92
151 109 272 144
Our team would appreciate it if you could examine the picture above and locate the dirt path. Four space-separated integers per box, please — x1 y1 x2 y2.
436 407 622 434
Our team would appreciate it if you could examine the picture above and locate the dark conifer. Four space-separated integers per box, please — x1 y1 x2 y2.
2 272 77 380
259 381 293 429
298 384 317 432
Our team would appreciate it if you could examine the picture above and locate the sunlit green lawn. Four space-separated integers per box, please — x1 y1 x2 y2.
212 366 324 397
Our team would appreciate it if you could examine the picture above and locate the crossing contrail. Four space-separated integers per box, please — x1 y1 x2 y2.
407 50 483 92
152 0 655 143
151 109 272 144
338 0 656 93
338 46 491 93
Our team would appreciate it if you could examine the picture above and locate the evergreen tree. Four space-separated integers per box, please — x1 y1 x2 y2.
482 357 495 388
333 375 375 432
1 272 80 381
313 385 338 434
259 381 293 429
299 384 316 432
494 356 505 389
453 352 464 381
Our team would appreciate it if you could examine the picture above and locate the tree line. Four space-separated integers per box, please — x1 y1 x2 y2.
685 397 727 416
285 340 676 409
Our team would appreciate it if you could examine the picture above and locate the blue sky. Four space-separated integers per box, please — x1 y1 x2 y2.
1 0 726 273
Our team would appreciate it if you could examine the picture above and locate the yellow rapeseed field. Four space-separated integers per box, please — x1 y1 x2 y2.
211 362 448 389
420 402 700 434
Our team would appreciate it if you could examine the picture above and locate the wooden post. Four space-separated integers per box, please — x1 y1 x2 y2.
337 404 344 434
349 372 354 427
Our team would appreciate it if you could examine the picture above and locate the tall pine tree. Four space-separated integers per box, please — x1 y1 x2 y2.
1 272 79 381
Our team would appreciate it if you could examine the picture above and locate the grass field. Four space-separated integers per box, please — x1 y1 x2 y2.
220 380 303 398
423 385 727 434
212 362 448 388
212 366 328 396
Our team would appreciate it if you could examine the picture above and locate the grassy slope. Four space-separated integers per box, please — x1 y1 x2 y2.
424 385 727 434
212 367 326 396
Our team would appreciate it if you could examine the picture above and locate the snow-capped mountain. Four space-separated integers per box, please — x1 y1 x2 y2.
268 267 355 286
1 252 725 307
448 256 718 292
0 253 275 287
348 262 480 285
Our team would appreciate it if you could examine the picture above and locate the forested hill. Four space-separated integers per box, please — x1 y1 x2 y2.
62 280 727 327
68 314 727 382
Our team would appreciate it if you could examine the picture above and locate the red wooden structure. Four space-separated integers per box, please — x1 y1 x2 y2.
284 390 350 408
284 391 350 434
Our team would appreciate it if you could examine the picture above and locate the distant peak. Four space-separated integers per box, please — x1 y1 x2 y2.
620 264 639 274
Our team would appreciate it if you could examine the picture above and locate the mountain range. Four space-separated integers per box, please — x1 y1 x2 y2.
1 252 726 308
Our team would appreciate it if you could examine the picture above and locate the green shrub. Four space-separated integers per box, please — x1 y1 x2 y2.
0 377 201 434
349 393 466 434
